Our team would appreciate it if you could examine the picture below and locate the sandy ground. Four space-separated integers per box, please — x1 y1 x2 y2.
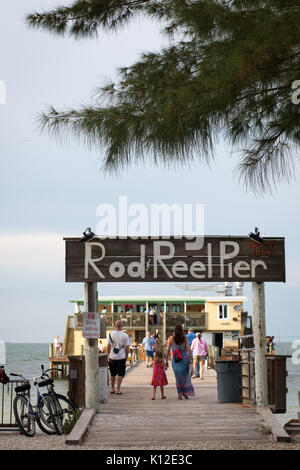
1 432 300 450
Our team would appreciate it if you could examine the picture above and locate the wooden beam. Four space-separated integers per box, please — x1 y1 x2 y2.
257 407 291 442
65 408 95 445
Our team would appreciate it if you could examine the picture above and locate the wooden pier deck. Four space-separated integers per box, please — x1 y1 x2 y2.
82 362 269 448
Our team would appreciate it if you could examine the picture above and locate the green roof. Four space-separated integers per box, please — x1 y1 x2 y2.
70 298 206 305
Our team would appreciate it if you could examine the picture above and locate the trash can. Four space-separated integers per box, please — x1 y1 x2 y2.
215 360 241 403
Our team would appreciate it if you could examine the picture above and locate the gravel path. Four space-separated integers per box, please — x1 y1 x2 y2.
1 432 300 450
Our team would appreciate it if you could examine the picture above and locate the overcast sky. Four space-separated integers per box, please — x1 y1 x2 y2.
1 0 300 343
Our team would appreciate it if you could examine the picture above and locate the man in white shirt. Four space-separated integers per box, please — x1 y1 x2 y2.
107 320 130 395
53 336 63 356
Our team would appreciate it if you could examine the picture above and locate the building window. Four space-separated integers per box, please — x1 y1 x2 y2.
114 305 123 313
136 304 145 313
218 304 230 321
172 304 181 313
125 305 134 312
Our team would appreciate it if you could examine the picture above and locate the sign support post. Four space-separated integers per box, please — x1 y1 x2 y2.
84 282 101 412
252 281 268 407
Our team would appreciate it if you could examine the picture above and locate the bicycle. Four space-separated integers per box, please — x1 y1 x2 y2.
11 372 62 437
38 365 77 433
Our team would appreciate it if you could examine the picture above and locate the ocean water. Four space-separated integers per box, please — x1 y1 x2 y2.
2 343 68 402
5 343 51 378
0 343 68 429
1 343 299 426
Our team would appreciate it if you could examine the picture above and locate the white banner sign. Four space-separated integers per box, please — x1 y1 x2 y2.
82 312 100 339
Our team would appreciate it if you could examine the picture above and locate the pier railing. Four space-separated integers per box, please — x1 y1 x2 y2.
74 311 207 330
106 312 146 329
49 342 64 357
0 380 22 430
74 311 146 329
166 312 207 329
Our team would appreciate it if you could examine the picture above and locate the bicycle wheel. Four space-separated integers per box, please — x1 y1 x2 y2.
37 396 58 435
54 394 77 427
13 395 36 437
43 395 63 435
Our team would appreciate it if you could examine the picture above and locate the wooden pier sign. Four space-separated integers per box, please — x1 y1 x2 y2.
64 236 285 283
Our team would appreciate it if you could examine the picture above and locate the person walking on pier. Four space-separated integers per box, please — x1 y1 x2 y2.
186 329 200 378
107 320 130 395
131 338 139 362
191 333 208 380
165 324 195 400
142 332 155 367
150 350 168 400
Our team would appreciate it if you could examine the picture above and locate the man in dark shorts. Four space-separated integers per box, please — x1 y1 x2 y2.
142 332 156 367
107 320 130 395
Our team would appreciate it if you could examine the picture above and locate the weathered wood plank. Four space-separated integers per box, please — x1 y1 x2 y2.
257 407 291 442
65 236 285 257
65 237 285 283
65 408 96 445
81 363 268 447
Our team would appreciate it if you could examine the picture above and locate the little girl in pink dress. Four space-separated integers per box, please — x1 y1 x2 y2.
150 350 168 399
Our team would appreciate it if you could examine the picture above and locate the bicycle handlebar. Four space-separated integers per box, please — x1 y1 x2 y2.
10 372 34 381
10 372 46 383
42 367 62 375
10 367 62 383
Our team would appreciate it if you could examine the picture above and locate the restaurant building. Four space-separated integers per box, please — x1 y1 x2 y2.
62 284 252 357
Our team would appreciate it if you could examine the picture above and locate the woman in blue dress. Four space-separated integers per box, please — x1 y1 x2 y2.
165 324 195 399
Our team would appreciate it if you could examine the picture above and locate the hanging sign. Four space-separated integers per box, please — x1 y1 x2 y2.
65 236 285 283
82 312 100 338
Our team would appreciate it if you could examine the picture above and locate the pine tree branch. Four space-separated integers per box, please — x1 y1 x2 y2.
26 0 300 193
26 0 154 37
